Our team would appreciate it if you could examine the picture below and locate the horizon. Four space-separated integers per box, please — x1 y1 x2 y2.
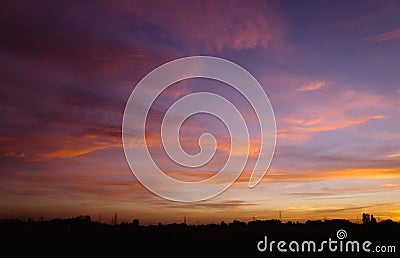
1 0 400 225
2 212 396 226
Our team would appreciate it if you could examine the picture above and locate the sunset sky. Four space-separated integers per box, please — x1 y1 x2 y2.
1 0 400 225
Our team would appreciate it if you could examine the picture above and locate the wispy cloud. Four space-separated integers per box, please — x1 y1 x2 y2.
297 81 329 91
128 0 286 51
1 132 121 161
284 192 333 197
380 183 399 187
387 152 400 158
298 115 384 132
367 28 400 42
281 115 384 134
156 200 258 210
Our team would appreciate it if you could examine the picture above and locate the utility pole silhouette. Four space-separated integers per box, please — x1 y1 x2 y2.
183 215 186 225
114 213 118 225
279 211 282 221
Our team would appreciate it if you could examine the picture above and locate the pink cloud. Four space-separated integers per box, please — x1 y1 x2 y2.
288 115 384 132
128 0 286 51
261 73 391 146
367 28 400 42
297 80 329 91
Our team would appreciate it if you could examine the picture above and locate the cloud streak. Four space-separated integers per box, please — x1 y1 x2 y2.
367 28 400 42
127 0 286 51
297 81 329 91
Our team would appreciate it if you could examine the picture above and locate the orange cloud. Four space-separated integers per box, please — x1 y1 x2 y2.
228 167 400 186
164 171 217 182
216 137 261 158
380 183 399 188
387 152 400 158
282 115 384 133
42 145 118 160
1 133 121 161
299 115 384 132
275 129 310 144
277 167 400 182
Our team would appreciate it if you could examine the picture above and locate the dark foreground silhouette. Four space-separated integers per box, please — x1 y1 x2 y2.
1 215 398 257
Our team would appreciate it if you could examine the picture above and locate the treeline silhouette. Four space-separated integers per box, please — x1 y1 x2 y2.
1 213 396 227
1 214 398 257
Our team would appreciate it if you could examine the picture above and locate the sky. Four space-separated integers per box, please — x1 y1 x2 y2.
1 0 400 225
